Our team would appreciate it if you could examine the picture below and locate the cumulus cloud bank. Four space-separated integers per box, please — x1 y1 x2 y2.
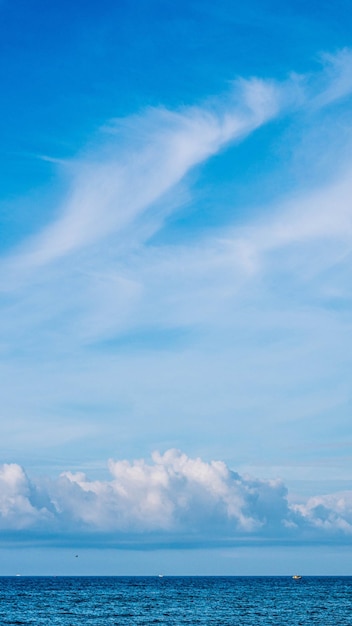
1 450 351 546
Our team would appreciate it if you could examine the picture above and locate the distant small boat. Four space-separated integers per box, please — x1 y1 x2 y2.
292 575 302 580
158 574 164 578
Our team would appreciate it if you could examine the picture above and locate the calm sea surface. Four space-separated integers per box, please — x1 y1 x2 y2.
0 576 351 625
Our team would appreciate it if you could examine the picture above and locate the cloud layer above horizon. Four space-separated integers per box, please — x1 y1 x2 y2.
1 450 352 547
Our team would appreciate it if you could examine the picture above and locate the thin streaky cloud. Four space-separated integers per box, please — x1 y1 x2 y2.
4 79 280 272
3 49 352 283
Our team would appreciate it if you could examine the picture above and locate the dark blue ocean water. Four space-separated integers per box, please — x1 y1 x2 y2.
0 576 351 625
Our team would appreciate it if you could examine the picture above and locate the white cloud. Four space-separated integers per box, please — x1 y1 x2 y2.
3 78 280 274
293 492 352 534
48 449 267 533
0 450 351 545
0 51 351 350
0 464 51 530
312 48 352 109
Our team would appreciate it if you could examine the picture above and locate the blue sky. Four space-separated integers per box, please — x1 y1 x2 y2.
1 0 352 575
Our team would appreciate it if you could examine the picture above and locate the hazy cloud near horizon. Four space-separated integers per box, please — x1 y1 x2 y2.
1 450 352 546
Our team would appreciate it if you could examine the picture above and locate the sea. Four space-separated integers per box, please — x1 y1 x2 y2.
0 576 351 625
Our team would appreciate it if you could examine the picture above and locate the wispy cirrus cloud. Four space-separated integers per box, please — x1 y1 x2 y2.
2 49 352 288
1 51 352 501
4 77 281 273
310 48 352 109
